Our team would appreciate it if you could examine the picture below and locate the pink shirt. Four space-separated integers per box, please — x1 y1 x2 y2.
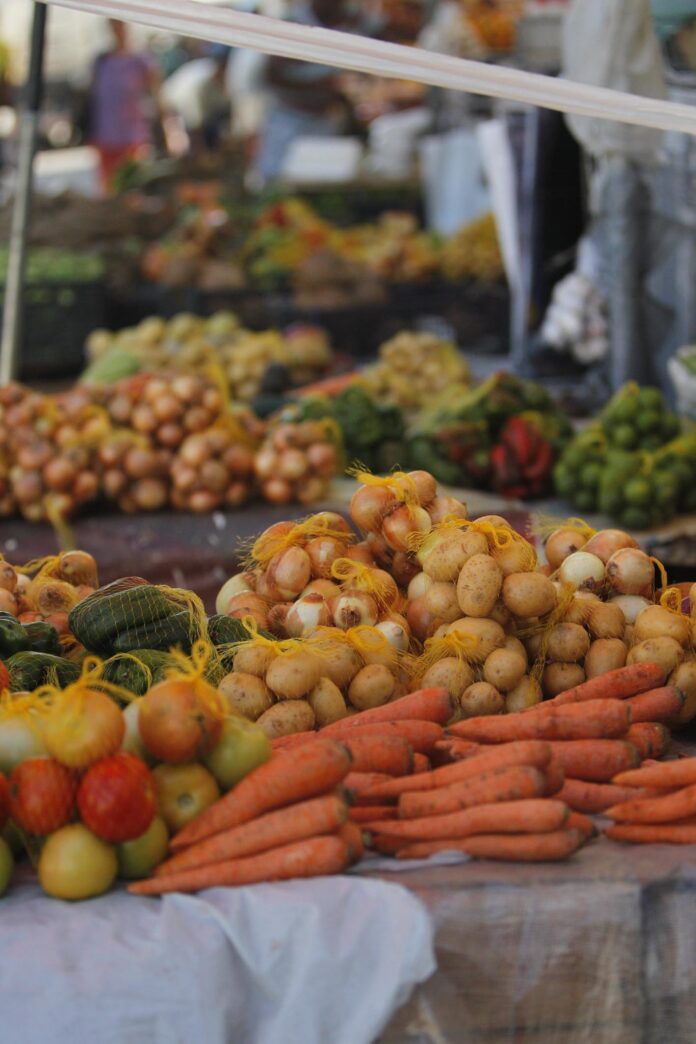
91 51 152 149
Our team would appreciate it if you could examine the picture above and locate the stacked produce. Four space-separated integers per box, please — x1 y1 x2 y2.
362 332 471 412
440 213 505 283
0 246 105 286
253 420 341 506
554 383 695 527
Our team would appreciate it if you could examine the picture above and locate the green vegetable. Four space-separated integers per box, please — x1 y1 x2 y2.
23 621 62 656
80 348 142 385
0 614 29 658
6 652 81 692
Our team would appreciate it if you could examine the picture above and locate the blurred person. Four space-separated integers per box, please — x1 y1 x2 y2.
89 19 160 191
162 46 232 153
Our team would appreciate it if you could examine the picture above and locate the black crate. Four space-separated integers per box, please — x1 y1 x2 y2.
0 281 107 380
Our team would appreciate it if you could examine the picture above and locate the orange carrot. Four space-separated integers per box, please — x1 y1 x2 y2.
155 794 347 878
170 740 352 851
547 740 639 782
344 771 393 797
625 722 671 759
363 740 552 801
625 687 683 723
613 759 696 790
433 738 480 761
321 719 444 754
543 759 565 796
534 663 666 708
449 699 631 743
321 687 454 732
565 811 597 840
556 778 647 814
349 805 397 823
413 753 431 773
342 734 413 776
337 820 364 863
606 820 696 844
607 783 696 824
369 834 403 856
366 798 568 841
397 829 584 862
271 731 316 750
129 836 350 896
399 765 546 819
295 372 359 398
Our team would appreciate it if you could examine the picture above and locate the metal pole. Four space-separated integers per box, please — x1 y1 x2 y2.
0 2 48 385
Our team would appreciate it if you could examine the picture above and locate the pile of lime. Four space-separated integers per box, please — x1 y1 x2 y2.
600 385 681 452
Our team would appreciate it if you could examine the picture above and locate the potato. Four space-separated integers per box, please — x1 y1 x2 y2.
455 554 502 619
219 672 273 721
348 664 395 710
257 700 315 739
489 600 513 629
425 581 461 625
564 592 599 626
503 635 528 666
505 674 542 713
483 648 527 693
584 638 627 679
233 643 275 678
460 682 504 718
524 633 543 660
420 530 487 582
447 617 506 661
492 539 537 577
627 637 684 677
669 660 696 726
542 662 585 699
421 656 474 699
307 677 348 727
321 641 364 689
545 622 591 664
502 572 557 618
586 601 626 640
633 605 690 647
265 650 322 700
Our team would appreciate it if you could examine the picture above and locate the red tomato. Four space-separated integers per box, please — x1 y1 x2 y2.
0 771 9 831
9 758 77 835
77 751 156 843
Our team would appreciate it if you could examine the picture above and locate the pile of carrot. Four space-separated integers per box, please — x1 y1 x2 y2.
603 759 696 844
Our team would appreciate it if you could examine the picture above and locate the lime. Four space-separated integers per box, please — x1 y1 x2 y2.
581 462 602 489
613 424 638 450
624 477 652 506
637 386 664 411
661 414 681 441
636 411 662 434
612 396 639 423
642 435 665 451
0 837 14 897
621 507 651 530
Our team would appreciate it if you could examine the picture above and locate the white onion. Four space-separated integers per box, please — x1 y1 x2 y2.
215 572 256 615
609 594 652 625
285 594 332 638
606 547 654 596
375 619 410 654
584 529 638 564
544 527 589 570
330 593 378 630
408 572 433 601
558 551 606 591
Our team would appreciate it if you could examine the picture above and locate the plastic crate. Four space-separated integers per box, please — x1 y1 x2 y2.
0 281 107 380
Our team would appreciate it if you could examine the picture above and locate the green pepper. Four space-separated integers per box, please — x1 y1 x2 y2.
23 621 62 656
0 613 30 657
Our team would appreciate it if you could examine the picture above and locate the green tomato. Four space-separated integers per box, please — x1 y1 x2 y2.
39 824 117 901
0 836 14 897
203 717 271 792
116 815 169 880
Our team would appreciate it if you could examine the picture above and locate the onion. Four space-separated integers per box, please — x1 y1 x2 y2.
124 447 161 480
223 445 255 476
558 551 606 591
226 482 249 507
369 568 399 607
382 504 431 552
157 423 184 448
42 457 76 492
349 485 396 532
408 470 437 506
408 572 433 601
278 449 308 481
171 375 200 403
343 542 376 566
330 592 378 629
152 394 181 423
375 619 410 654
267 547 312 600
0 563 17 593
391 551 419 588
306 537 343 579
296 477 326 504
184 407 211 433
609 594 651 625
73 472 99 503
406 595 435 642
307 443 337 476
200 460 229 494
263 479 292 504
266 603 290 637
216 572 256 615
12 470 42 504
606 547 655 596
131 404 157 434
60 550 98 587
0 589 17 616
314 511 352 535
103 469 127 498
132 478 169 511
428 495 468 525
544 528 589 570
171 462 198 492
365 532 392 566
285 594 332 637
302 579 341 600
585 529 638 564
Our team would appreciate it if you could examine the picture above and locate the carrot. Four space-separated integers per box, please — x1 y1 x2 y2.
433 738 481 761
155 794 347 878
363 740 552 801
547 740 640 782
449 699 631 743
613 758 696 790
625 687 683 724
349 805 397 823
337 820 364 863
413 753 431 774
344 771 393 796
543 759 565 796
368 834 403 856
397 829 584 862
365 798 568 841
321 687 454 732
321 719 444 754
625 722 671 760
271 731 316 750
342 734 413 777
565 811 597 840
556 778 648 814
295 372 359 398
606 820 696 844
129 835 351 896
534 663 666 708
607 782 696 824
170 740 352 851
399 765 546 819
